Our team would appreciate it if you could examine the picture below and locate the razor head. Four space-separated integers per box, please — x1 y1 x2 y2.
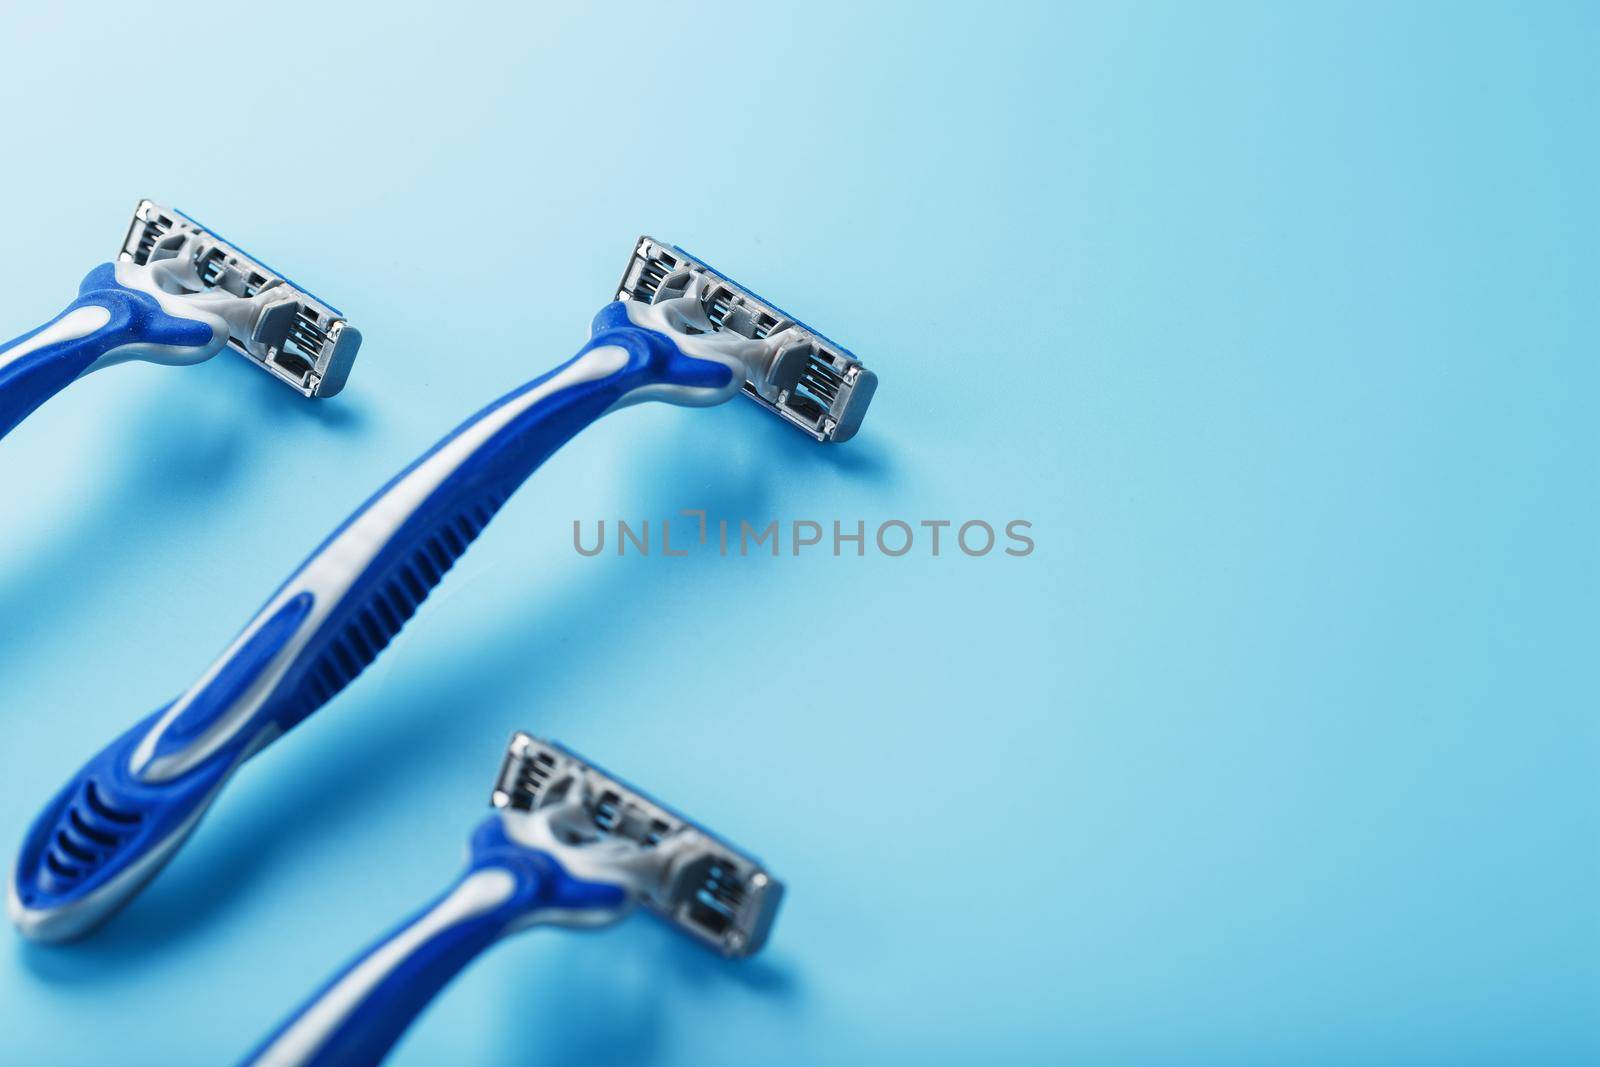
118 200 361 398
492 733 783 958
618 236 877 443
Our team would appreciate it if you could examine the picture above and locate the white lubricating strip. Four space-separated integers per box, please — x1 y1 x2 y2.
247 869 516 1067
131 344 632 782
0 306 112 374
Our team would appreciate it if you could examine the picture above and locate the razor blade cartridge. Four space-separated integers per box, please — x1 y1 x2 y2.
119 200 361 398
493 733 783 957
618 236 877 443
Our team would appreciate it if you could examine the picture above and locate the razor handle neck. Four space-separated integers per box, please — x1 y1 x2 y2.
0 264 219 441
239 820 628 1067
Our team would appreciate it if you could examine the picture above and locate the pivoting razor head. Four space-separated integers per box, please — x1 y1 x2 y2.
118 199 362 398
618 236 877 443
492 733 784 957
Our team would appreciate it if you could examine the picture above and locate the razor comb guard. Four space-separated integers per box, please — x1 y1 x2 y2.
494 733 783 957
120 201 362 398
619 237 877 443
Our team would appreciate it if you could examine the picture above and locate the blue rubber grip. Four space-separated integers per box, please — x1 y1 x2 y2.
237 818 627 1067
0 264 215 441
10 303 735 941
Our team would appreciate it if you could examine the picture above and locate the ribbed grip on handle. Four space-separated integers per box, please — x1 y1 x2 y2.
7 707 244 942
130 341 643 786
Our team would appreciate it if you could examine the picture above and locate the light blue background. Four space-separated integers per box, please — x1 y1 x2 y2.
0 2 1594 1063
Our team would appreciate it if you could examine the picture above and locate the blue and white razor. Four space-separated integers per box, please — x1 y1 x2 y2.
238 733 781 1067
9 237 871 941
0 200 361 442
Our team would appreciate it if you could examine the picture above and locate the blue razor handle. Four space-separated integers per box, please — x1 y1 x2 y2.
1 200 363 445
239 732 779 1067
9 287 776 941
0 264 226 441
238 818 628 1067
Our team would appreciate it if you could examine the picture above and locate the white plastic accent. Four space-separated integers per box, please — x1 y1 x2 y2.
0 306 112 374
246 868 517 1067
83 261 230 371
609 290 775 410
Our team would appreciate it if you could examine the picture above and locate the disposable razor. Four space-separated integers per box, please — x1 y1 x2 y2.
238 733 781 1067
0 200 360 441
10 237 873 941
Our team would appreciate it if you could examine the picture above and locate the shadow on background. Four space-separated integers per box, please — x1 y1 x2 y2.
491 920 804 1066
0 356 369 678
15 398 892 1003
